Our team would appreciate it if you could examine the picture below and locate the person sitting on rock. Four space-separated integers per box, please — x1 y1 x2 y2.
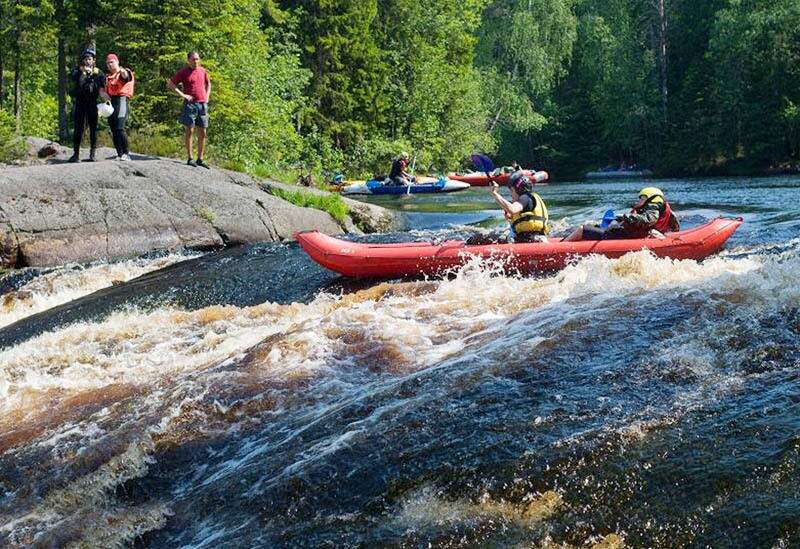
388 152 415 186
564 187 680 241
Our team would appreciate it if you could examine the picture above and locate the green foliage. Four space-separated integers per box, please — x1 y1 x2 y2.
377 0 494 172
126 126 184 158
285 0 389 149
3 0 799 180
270 186 349 224
344 137 412 178
477 0 577 135
704 0 800 168
0 109 25 162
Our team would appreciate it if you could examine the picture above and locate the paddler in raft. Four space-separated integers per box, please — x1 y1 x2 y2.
564 187 680 241
489 171 550 243
388 151 416 186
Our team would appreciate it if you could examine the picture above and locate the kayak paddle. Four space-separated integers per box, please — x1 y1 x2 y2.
600 209 616 228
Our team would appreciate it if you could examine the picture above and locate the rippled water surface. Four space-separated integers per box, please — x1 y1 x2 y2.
1 177 798 547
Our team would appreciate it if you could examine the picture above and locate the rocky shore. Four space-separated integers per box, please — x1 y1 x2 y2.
0 138 398 268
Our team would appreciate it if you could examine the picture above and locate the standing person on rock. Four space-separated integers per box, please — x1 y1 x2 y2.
68 48 106 163
100 53 134 161
167 51 212 169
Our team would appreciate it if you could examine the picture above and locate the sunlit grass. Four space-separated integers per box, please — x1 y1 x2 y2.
270 187 349 224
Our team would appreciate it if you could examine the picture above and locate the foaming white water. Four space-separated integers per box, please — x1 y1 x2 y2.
0 302 307 414
549 249 800 455
395 485 563 528
1 438 171 547
0 249 770 421
0 252 196 328
2 245 792 547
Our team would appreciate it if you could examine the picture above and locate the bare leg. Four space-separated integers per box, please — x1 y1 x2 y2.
184 126 194 159
197 127 207 160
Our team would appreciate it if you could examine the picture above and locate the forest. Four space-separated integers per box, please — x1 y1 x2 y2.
0 0 798 179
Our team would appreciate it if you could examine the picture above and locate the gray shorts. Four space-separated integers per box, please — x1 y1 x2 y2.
179 102 209 128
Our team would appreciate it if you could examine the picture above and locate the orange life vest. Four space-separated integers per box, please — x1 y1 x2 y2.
106 69 135 98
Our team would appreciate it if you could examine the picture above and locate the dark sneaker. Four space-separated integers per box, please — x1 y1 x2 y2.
187 158 197 167
196 159 210 169
67 154 80 163
84 150 96 162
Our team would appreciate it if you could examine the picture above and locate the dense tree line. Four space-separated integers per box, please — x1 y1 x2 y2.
0 0 798 177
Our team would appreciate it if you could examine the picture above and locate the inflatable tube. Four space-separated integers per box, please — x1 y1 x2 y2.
295 217 743 279
448 169 549 187
340 177 470 195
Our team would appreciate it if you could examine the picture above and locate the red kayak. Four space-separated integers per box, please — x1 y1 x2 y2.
448 169 549 187
295 217 743 279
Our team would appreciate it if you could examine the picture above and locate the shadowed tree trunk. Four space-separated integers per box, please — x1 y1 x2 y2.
13 57 21 132
655 0 668 124
0 50 5 108
56 0 69 142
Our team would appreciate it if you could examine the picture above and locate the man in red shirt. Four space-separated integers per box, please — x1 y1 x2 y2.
167 51 212 168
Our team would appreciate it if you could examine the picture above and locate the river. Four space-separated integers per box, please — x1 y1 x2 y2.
0 176 798 547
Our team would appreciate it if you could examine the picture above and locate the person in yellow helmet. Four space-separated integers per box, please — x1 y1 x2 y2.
565 186 679 241
490 170 549 242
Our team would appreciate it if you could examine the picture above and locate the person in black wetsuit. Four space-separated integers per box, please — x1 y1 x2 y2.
68 48 106 163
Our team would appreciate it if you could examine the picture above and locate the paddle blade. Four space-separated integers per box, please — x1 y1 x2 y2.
470 154 494 174
600 209 616 228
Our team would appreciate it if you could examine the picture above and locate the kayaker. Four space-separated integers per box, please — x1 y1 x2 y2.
565 186 680 241
490 171 549 242
388 152 415 185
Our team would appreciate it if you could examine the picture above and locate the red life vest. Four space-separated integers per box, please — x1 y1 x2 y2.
631 199 679 233
106 69 135 98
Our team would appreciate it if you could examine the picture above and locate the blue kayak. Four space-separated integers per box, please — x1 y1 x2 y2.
341 177 470 195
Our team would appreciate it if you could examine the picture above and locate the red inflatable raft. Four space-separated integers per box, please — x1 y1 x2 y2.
295 217 743 279
448 169 549 187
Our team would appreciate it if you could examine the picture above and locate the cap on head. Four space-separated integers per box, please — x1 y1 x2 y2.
82 48 96 59
638 187 664 205
106 53 119 64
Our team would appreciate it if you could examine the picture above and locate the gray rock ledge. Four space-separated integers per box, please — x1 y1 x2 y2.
0 139 398 268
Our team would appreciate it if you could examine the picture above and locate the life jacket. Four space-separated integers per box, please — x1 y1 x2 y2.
510 192 549 235
105 69 135 98
632 197 680 233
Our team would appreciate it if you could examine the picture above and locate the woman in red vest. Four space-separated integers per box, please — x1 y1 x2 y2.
100 53 134 161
